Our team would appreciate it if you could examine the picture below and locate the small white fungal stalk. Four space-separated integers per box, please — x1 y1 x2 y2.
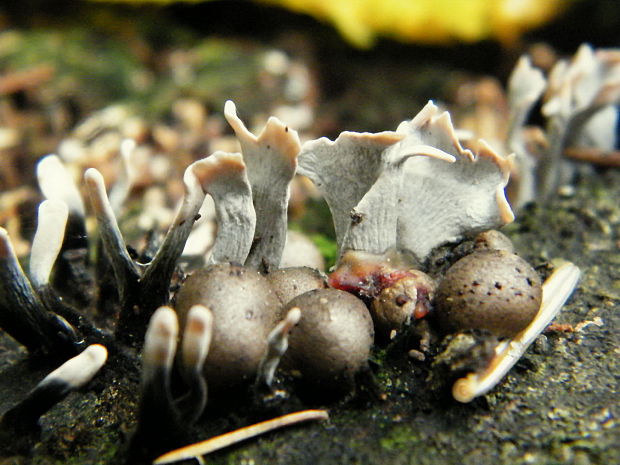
505 43 620 205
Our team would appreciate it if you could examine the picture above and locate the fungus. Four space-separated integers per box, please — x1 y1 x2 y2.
300 101 514 332
224 100 301 272
174 263 282 390
505 44 620 203
0 344 107 454
506 55 546 207
433 249 543 338
128 305 213 461
282 288 374 392
452 261 580 402
0 95 585 464
539 44 620 198
267 265 328 305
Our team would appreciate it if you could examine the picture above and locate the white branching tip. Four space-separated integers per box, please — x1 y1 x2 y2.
109 138 138 215
29 199 69 289
84 167 137 297
0 344 107 426
181 305 213 377
257 307 302 389
508 56 547 110
452 261 581 403
224 100 301 271
40 344 108 390
36 154 85 217
142 307 179 384
152 409 329 464
191 152 256 265
139 159 209 301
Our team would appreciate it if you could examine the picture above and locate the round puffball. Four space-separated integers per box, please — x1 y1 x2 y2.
434 250 542 338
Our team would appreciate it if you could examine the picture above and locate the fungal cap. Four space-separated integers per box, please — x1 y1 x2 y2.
452 261 580 402
224 100 301 170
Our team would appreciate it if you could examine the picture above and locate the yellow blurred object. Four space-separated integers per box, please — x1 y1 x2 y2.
260 0 567 47
90 0 568 48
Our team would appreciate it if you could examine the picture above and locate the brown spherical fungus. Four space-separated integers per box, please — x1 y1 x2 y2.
267 266 328 306
434 249 542 338
174 263 282 389
283 288 374 393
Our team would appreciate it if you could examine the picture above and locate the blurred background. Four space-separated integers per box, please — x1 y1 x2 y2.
1 0 619 243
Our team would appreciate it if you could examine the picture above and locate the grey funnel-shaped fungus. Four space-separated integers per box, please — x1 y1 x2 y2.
299 100 514 263
224 100 301 272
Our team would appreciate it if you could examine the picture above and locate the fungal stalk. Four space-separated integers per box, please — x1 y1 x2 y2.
36 154 91 303
191 151 256 265
0 226 78 356
29 199 69 290
0 344 107 456
256 306 302 390
506 55 547 207
452 261 581 403
177 305 213 423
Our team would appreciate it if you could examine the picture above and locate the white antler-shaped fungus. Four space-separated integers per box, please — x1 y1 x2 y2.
224 100 301 271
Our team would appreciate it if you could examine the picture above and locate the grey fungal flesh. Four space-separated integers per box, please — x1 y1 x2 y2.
434 249 542 338
283 288 374 391
174 263 282 389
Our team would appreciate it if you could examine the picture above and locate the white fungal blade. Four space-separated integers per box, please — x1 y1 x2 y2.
108 139 138 215
29 199 69 288
298 131 404 250
397 138 514 263
142 307 179 385
452 262 581 403
181 305 213 376
84 168 137 283
257 307 302 388
576 105 619 151
342 110 458 255
191 152 256 265
141 158 208 287
36 154 85 217
152 409 329 464
544 44 620 121
39 344 108 390
224 100 300 270
506 56 546 208
508 56 547 113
